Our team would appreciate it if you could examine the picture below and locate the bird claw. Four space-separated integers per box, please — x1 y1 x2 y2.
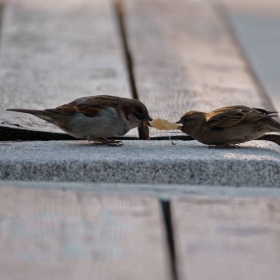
108 139 123 144
208 144 240 149
105 139 123 146
88 138 123 147
106 140 123 147
208 146 216 149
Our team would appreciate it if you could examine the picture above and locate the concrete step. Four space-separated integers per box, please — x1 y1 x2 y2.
1 180 280 198
1 140 279 187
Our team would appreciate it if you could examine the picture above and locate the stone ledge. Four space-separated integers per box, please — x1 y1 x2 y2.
0 140 279 187
0 181 280 198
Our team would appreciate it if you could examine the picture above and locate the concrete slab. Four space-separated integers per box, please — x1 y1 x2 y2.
0 140 279 186
1 181 280 199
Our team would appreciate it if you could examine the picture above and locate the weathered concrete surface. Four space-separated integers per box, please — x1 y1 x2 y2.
0 140 279 186
1 181 280 199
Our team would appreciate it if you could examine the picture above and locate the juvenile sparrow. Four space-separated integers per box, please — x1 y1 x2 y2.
7 95 152 146
176 105 280 147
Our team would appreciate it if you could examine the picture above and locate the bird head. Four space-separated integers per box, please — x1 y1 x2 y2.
176 111 204 134
122 99 153 129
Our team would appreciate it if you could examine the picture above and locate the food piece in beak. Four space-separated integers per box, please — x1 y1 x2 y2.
150 118 180 130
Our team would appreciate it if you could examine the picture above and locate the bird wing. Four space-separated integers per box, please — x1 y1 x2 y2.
206 105 276 128
46 95 119 117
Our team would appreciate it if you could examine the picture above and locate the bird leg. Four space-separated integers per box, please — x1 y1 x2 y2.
208 143 241 149
88 137 123 146
105 139 124 144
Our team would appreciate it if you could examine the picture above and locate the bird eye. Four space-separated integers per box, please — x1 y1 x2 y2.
135 113 144 120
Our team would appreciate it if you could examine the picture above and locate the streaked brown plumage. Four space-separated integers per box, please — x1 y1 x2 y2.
7 95 152 146
176 105 280 147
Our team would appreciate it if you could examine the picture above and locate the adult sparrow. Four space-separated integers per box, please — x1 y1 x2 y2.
7 95 152 146
176 105 280 147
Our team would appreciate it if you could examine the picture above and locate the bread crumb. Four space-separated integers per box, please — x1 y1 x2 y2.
150 118 179 130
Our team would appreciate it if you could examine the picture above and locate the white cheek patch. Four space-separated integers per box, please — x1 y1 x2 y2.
126 114 142 129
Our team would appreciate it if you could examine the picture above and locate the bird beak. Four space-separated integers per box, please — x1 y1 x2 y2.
175 120 183 130
141 116 153 126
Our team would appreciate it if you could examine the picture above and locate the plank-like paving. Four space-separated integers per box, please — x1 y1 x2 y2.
0 0 276 138
0 0 280 279
172 197 280 280
0 0 135 136
124 0 275 136
0 185 171 280
1 182 280 280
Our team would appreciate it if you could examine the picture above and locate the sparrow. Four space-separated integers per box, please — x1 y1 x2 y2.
7 95 152 146
176 105 280 147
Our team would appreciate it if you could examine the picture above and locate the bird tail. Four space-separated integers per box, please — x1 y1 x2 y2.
6 109 54 122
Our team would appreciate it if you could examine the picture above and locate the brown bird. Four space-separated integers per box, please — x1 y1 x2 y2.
7 95 152 146
176 105 280 147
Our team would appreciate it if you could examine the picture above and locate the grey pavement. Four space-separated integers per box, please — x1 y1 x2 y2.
229 11 280 111
0 140 279 187
1 181 280 199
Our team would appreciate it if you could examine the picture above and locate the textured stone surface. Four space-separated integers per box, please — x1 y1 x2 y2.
1 181 280 198
0 140 279 186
